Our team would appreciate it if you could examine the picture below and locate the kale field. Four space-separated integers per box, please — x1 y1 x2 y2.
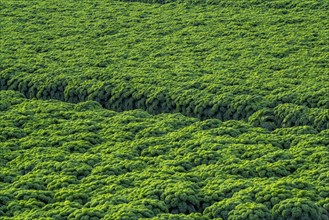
1 0 329 219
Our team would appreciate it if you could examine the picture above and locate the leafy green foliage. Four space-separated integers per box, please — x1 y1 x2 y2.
1 0 329 219
1 91 329 219
1 0 329 131
228 202 273 220
272 198 329 220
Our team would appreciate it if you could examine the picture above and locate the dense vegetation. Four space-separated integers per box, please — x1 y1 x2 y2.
1 0 329 128
1 0 329 219
1 90 329 219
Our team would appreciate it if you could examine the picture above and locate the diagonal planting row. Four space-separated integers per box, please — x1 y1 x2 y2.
1 73 328 131
117 0 329 9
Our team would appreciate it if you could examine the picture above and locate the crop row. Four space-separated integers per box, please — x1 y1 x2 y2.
1 74 328 132
1 90 329 219
118 0 329 10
